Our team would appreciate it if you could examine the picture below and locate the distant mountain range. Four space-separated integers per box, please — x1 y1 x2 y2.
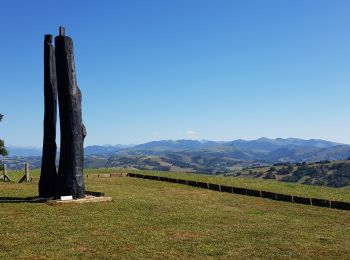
5 144 132 157
4 138 350 172
5 145 42 157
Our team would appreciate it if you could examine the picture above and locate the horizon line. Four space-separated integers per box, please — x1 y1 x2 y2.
5 136 348 148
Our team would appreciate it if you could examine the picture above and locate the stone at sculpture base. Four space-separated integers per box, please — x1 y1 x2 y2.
46 195 112 205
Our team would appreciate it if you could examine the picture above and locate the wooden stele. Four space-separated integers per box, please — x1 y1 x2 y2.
39 34 58 197
55 27 86 198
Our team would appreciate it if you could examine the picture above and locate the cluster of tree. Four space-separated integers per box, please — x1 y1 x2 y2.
262 165 294 179
314 160 331 164
0 114 7 157
161 157 194 169
280 163 350 188
327 163 350 187
273 162 292 167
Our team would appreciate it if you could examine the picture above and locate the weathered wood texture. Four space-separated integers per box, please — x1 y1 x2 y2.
19 163 30 183
55 30 86 198
39 34 58 197
1 164 11 182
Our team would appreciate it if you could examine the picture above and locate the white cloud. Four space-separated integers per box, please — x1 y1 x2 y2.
185 130 197 138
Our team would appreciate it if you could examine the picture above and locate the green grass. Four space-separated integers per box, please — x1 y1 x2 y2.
83 168 350 202
6 167 350 202
1 171 350 259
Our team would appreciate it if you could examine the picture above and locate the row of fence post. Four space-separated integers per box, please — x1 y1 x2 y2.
1 163 30 183
127 173 350 211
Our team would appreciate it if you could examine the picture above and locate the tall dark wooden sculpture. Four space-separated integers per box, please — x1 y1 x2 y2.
55 27 86 198
39 34 58 198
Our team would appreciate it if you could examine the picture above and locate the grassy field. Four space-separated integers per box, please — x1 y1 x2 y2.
85 168 350 202
1 169 350 259
7 168 350 201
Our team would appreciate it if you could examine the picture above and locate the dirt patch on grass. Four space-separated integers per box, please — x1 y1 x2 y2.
170 231 203 241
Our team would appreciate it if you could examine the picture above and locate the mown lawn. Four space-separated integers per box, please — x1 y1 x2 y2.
7 168 350 202
86 168 350 202
1 174 350 259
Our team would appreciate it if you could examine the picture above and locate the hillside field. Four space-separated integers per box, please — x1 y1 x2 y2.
1 169 350 259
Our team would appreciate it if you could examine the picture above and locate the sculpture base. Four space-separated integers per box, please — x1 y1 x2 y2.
46 195 112 205
0 192 112 204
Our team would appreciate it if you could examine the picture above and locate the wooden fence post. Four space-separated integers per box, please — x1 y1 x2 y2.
19 163 30 183
2 164 5 181
25 163 30 182
1 164 11 182
3 164 6 181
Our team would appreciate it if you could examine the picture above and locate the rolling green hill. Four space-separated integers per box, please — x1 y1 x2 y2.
4 138 350 190
236 160 350 188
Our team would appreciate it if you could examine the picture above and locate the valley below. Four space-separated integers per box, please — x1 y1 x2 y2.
3 137 350 188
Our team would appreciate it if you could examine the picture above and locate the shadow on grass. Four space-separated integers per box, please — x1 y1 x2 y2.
0 196 49 203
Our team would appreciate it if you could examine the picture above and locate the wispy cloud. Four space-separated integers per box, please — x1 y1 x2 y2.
185 130 197 138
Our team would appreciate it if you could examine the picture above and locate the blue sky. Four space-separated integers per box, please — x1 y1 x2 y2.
1 0 350 146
